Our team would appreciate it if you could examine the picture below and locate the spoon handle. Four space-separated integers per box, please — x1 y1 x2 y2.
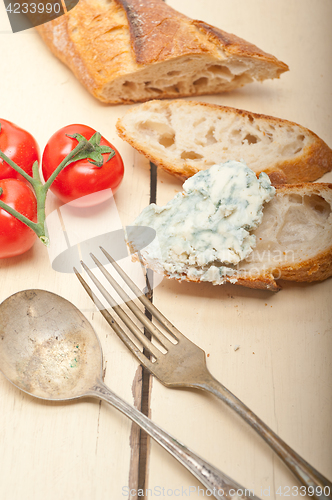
88 381 260 500
197 373 332 500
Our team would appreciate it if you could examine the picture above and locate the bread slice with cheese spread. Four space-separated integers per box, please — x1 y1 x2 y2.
129 162 332 291
36 0 288 104
232 183 332 290
117 100 332 184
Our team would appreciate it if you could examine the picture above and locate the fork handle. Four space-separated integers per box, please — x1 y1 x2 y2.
197 375 332 500
87 380 261 500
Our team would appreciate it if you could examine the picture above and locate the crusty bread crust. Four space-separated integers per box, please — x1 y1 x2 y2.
116 100 332 183
36 0 288 104
234 184 332 290
266 184 332 281
118 0 283 65
229 184 332 289
191 20 284 64
131 184 332 292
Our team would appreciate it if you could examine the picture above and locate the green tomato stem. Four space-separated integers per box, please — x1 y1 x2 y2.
0 187 45 239
0 133 110 247
0 151 34 184
32 160 42 183
43 138 89 190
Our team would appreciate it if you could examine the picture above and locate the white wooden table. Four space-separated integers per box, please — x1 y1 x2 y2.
0 1 331 499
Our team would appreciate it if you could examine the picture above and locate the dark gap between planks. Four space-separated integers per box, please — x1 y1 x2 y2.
136 161 158 497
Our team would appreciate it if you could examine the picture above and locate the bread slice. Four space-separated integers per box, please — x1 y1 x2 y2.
130 183 332 292
36 0 288 104
117 100 332 183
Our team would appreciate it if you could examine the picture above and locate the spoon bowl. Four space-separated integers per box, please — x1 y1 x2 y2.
0 289 102 400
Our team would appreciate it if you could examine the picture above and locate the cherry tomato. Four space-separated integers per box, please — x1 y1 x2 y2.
0 179 37 259
42 124 124 207
0 119 40 181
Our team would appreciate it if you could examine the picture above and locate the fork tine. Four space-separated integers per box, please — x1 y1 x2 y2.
89 253 173 350
100 247 184 342
74 267 156 370
79 261 164 359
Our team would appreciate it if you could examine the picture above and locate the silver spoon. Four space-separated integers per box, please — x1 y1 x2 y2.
0 289 259 500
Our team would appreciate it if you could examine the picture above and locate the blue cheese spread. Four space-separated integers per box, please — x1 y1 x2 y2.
132 160 275 284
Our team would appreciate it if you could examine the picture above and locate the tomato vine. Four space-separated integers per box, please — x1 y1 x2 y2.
0 131 115 246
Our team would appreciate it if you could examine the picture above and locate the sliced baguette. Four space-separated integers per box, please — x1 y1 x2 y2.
131 183 332 291
36 0 288 104
117 100 332 183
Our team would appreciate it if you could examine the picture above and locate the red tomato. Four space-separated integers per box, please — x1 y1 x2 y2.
0 119 40 181
0 179 37 259
42 124 124 207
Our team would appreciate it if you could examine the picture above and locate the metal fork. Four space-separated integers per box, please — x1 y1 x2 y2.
75 247 332 500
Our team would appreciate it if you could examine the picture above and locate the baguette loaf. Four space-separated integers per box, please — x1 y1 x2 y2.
36 0 288 104
130 178 332 292
117 100 332 183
